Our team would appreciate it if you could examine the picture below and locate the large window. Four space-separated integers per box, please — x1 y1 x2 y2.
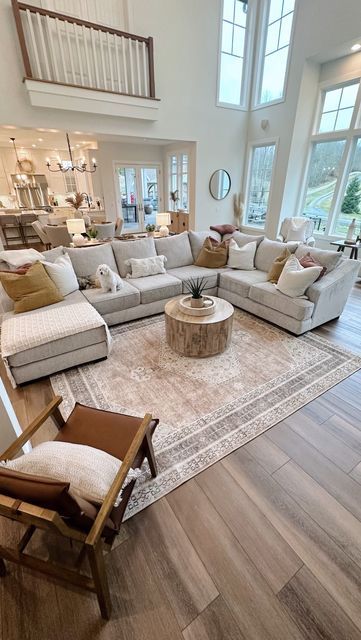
168 153 189 211
301 78 361 237
218 0 251 107
245 143 276 227
256 0 295 105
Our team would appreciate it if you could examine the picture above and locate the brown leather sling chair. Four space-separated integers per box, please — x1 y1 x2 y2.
0 396 158 619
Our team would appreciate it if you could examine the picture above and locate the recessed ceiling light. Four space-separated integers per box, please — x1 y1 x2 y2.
3 125 17 130
32 144 36 148
351 43 361 52
76 144 80 147
37 138 43 142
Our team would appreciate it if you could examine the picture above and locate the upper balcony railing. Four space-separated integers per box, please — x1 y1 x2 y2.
11 0 156 99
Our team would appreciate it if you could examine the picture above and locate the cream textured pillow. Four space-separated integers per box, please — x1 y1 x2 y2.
276 255 322 298
1 441 141 507
227 239 257 270
285 220 308 242
43 253 79 296
0 248 45 268
125 255 167 278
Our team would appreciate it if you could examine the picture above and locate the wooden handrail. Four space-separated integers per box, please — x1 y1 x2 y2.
16 1 151 44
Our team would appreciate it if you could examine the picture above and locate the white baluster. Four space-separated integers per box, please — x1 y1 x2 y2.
82 25 92 87
90 28 100 88
26 9 42 79
45 15 60 82
36 12 51 80
121 36 129 94
135 39 141 96
142 41 148 97
107 32 115 92
55 17 67 83
65 20 76 84
98 30 107 90
114 34 122 93
128 37 135 95
74 23 84 86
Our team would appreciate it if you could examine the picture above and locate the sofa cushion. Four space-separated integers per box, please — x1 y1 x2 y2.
66 244 118 278
249 282 314 321
223 231 265 247
154 231 193 269
227 239 257 270
130 273 182 304
267 247 291 284
295 245 342 274
210 224 238 235
112 237 156 278
219 269 269 297
41 246 65 262
126 255 167 278
255 238 298 272
188 230 222 260
195 237 228 268
82 281 140 315
167 265 219 291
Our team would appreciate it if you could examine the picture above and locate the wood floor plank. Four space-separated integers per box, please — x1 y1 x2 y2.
320 414 361 452
196 460 302 593
299 399 334 424
283 411 361 472
182 596 244 640
243 432 290 474
273 460 361 569
278 566 361 640
223 448 361 631
315 390 361 423
267 423 361 521
168 479 304 640
128 498 219 629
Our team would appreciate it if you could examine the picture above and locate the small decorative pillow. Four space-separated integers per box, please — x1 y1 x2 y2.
125 255 167 278
0 262 63 313
267 247 291 284
43 253 79 297
285 220 309 242
195 237 228 268
1 441 142 507
0 248 45 268
299 252 327 280
227 239 257 270
210 224 238 235
77 275 99 290
276 255 322 298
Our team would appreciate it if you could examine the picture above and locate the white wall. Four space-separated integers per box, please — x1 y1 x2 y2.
0 0 249 230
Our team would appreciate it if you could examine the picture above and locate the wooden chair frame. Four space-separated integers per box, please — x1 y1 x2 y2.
0 396 156 619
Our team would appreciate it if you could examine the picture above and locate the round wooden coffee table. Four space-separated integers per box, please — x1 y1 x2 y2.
164 296 234 357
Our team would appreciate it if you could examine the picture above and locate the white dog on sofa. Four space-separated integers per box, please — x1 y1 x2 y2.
96 264 123 293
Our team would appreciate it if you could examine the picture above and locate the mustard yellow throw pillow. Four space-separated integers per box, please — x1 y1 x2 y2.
195 237 228 268
267 247 291 284
0 261 63 313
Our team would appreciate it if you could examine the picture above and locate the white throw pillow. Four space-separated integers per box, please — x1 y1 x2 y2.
276 255 322 298
125 255 167 278
43 253 79 296
1 441 141 507
0 248 45 268
227 239 257 270
285 220 308 242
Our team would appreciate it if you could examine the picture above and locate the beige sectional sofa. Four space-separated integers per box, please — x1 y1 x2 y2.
0 230 359 385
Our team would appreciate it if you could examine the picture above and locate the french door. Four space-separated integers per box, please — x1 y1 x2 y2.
115 163 162 233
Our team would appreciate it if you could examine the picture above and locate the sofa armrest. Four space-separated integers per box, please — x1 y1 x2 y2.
307 258 360 328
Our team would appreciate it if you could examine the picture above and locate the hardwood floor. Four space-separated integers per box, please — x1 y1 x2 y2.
1 280 361 639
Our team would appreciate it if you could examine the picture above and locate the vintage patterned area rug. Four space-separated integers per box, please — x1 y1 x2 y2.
51 310 361 519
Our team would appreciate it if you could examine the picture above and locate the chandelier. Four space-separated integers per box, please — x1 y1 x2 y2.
46 133 97 173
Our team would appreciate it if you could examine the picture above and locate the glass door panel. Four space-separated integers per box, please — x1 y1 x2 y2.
140 166 159 228
117 166 140 232
116 165 161 233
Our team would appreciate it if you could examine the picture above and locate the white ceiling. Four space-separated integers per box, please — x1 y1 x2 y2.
0 126 178 150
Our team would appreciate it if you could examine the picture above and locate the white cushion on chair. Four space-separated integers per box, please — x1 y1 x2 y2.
1 440 141 507
285 219 309 242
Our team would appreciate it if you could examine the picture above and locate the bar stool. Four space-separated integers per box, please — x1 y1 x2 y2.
0 214 23 248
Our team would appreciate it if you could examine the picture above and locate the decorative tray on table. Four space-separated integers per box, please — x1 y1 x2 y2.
178 295 216 317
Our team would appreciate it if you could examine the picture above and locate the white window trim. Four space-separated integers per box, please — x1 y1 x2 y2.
298 76 361 240
216 0 256 111
243 136 279 230
252 0 298 110
166 151 190 211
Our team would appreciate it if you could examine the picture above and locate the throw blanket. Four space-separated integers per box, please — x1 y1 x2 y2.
1 302 112 387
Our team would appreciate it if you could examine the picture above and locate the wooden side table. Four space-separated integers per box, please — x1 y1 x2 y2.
164 296 234 357
330 240 360 259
